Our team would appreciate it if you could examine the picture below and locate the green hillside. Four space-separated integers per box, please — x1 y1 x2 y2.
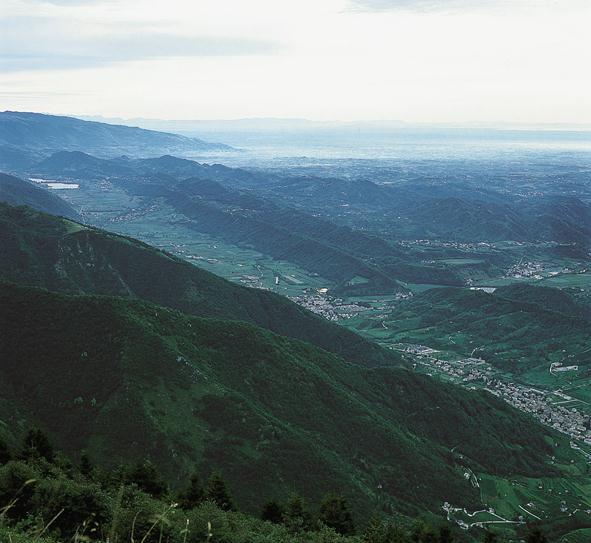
1 203 588 539
0 202 396 368
0 283 563 520
370 286 591 373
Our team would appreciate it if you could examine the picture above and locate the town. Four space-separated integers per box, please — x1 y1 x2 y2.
404 346 591 449
289 293 370 321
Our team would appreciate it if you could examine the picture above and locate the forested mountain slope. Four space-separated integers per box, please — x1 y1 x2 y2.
0 283 560 518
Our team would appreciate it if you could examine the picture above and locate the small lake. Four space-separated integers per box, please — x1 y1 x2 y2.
29 178 79 189
46 182 79 189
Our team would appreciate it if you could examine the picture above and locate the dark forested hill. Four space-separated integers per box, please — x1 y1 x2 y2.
33 150 137 179
23 151 456 292
0 283 561 518
0 172 79 219
160 177 409 295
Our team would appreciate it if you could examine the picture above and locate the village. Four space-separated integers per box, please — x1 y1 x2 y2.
486 380 591 445
289 293 370 321
505 260 545 279
405 345 591 448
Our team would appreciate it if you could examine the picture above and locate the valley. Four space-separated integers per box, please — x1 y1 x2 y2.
39 150 591 439
2 0 591 538
1 114 591 541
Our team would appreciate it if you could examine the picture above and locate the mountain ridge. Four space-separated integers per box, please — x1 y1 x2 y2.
0 111 233 158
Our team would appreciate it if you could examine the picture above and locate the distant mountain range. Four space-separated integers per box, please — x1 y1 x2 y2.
0 112 233 167
79 115 591 134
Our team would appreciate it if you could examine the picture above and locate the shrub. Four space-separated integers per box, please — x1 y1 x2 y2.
319 493 355 535
20 429 54 463
108 486 176 543
204 472 235 512
31 477 109 539
0 460 39 520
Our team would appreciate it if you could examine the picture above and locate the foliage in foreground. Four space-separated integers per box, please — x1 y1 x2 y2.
0 431 551 543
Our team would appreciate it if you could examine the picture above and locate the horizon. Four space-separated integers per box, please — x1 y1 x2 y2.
5 110 591 134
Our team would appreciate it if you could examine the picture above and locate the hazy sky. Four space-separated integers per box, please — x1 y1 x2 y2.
1 0 590 123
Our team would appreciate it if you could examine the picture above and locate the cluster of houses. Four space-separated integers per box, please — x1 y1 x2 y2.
505 260 545 279
407 347 493 382
486 380 591 444
406 345 591 446
290 294 368 321
399 239 493 250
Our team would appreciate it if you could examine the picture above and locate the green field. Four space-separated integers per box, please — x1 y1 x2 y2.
437 258 485 265
560 528 591 542
70 189 335 298
540 272 591 289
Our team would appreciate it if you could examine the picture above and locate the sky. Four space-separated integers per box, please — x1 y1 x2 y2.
1 0 590 124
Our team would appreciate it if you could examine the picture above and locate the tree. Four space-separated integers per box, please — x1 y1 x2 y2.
261 500 284 524
20 428 54 462
0 461 39 519
129 460 167 498
282 494 312 533
363 515 409 543
178 473 204 510
363 516 389 543
204 472 235 511
483 531 498 543
79 452 94 479
438 525 453 543
411 521 437 543
526 526 547 543
319 493 355 535
0 438 10 465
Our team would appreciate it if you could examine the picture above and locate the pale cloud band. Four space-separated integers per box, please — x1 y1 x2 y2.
0 14 279 73
1 0 590 123
349 0 568 11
